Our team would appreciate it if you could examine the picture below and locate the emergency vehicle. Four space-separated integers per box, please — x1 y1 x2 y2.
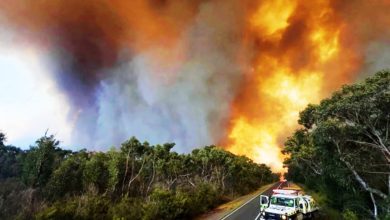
259 188 319 220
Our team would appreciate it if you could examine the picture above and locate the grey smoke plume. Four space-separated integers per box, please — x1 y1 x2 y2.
72 0 249 151
2 0 390 153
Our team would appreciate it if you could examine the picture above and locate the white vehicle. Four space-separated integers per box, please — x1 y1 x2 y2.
259 189 319 220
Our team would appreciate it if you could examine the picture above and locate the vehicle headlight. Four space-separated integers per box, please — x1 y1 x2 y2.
281 215 287 220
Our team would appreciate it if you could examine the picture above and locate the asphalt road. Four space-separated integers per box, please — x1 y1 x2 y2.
221 181 288 220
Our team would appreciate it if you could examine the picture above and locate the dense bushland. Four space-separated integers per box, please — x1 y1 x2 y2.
0 133 278 219
284 71 390 219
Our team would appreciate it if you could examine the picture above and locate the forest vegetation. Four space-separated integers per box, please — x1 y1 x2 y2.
284 71 390 219
1 71 388 219
0 133 278 219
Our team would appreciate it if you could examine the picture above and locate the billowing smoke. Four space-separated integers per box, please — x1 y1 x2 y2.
0 0 250 151
1 0 390 168
94 1 248 150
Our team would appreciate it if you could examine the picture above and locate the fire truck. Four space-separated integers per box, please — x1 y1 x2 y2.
259 188 319 220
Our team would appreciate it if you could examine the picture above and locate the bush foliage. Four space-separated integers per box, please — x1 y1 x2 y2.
284 71 390 219
0 134 278 219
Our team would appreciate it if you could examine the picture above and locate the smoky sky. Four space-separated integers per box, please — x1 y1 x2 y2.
0 0 390 152
0 0 249 151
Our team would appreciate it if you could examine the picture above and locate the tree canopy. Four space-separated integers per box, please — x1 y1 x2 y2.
0 133 278 219
284 70 390 219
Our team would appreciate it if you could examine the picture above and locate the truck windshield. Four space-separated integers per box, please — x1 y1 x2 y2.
270 197 294 207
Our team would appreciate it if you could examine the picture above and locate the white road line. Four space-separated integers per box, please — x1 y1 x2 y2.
221 182 281 220
276 181 283 189
220 191 261 220
254 181 285 220
254 212 261 220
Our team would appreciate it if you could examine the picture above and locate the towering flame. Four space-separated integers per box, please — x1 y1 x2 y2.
224 0 361 172
1 0 390 172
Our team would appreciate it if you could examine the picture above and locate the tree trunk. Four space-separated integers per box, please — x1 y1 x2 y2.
388 174 390 196
127 158 145 194
221 173 226 192
335 141 388 199
121 151 131 195
370 192 378 219
146 160 155 195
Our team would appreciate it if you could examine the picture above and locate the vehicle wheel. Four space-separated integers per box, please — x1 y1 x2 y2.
311 211 319 219
295 213 304 220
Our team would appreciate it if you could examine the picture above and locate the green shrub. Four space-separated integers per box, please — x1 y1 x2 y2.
143 188 189 220
342 209 358 220
36 195 110 220
109 197 143 220
186 182 221 215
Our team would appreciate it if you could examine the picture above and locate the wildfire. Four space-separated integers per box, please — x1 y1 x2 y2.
1 0 384 173
250 0 297 37
225 0 354 173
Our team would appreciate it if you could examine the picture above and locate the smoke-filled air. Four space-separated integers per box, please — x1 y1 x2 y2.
1 0 390 172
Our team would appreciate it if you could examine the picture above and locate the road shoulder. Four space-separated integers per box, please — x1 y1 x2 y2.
194 183 275 220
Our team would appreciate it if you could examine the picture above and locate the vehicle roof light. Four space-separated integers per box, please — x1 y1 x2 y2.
272 189 300 195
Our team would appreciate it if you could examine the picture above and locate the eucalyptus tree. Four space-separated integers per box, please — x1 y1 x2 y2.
284 71 390 218
22 135 70 188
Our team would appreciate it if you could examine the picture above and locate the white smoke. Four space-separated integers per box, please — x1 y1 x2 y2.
359 41 390 79
77 0 250 151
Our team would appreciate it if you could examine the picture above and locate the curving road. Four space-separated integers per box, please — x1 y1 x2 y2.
221 181 288 220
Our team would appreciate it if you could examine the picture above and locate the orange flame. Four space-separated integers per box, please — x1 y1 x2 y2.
2 0 388 174
224 0 361 173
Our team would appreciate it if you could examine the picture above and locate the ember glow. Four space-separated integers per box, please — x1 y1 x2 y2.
1 0 390 172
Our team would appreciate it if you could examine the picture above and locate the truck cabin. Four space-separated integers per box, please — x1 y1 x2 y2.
260 189 313 213
270 194 298 208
